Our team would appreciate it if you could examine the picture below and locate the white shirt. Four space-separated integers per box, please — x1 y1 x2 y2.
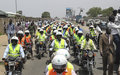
107 22 120 35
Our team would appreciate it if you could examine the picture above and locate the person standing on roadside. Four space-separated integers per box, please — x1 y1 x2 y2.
108 16 120 67
6 19 15 44
99 28 115 75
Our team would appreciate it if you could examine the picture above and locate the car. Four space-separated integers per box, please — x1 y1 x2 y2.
86 19 94 26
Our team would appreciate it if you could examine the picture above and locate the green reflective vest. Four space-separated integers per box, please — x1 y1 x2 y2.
54 39 65 51
76 35 84 45
39 34 46 41
8 44 20 57
90 29 96 37
51 35 55 40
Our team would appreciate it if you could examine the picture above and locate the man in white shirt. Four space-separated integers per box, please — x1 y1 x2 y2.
108 16 120 65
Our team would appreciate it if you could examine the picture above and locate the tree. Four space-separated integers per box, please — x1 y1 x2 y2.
41 11 51 18
86 7 102 17
101 7 114 17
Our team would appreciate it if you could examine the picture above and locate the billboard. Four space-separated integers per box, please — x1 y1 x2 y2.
66 8 73 18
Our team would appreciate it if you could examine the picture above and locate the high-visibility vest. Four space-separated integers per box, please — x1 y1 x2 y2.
48 68 72 75
18 38 22 45
51 35 55 40
76 35 84 45
39 34 46 41
82 39 93 50
64 31 68 38
54 39 65 51
36 31 40 37
8 44 20 57
90 29 96 37
48 62 74 71
21 35 31 46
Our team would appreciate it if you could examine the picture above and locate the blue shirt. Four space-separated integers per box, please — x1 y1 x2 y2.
3 44 25 58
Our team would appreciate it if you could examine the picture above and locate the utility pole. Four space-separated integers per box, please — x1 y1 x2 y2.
15 0 17 13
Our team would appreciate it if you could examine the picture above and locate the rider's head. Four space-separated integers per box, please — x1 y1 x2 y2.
89 25 94 30
11 36 18 46
109 16 115 23
112 10 117 16
85 33 90 41
75 28 79 34
25 30 30 37
56 32 62 41
71 25 74 29
52 55 67 74
63 25 68 31
56 49 70 60
37 28 41 32
77 31 83 37
40 29 44 34
17 30 24 38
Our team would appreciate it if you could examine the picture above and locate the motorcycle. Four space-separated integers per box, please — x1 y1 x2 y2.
24 43 32 59
4 56 22 75
81 50 96 75
37 41 45 59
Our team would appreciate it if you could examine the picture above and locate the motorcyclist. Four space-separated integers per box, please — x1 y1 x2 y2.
74 31 85 56
2 36 25 74
46 49 74 72
50 32 69 52
46 55 76 75
22 30 33 59
81 33 96 50
89 25 97 38
36 29 47 54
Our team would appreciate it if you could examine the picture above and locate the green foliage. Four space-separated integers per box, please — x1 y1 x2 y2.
86 7 114 17
86 7 102 17
42 12 51 18
101 7 114 17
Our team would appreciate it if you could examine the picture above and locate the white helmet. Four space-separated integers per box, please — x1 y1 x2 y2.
71 25 74 27
53 27 56 30
56 49 70 59
90 25 94 28
25 30 30 33
40 29 43 32
11 36 18 41
64 25 68 29
52 55 67 65
42 27 44 29
75 28 79 31
56 32 62 36
77 31 83 34
17 30 24 35
54 30 58 34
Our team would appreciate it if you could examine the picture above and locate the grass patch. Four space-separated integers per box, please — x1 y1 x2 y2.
0 62 4 65
0 33 2 36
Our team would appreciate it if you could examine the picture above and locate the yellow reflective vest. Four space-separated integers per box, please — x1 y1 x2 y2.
8 44 20 57
54 39 65 51
48 62 74 71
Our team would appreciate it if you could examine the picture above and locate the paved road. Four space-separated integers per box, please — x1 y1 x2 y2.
0 25 117 75
22 25 117 75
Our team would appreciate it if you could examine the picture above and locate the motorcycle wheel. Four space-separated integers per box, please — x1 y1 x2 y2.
88 65 93 75
38 53 41 59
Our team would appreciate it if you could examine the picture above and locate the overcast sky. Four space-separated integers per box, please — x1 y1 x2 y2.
0 0 120 18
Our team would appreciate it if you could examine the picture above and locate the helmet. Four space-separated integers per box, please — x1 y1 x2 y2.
52 55 67 65
11 36 18 45
40 29 43 32
56 32 62 36
77 31 83 34
56 49 70 59
53 27 56 30
11 36 18 41
37 28 41 31
17 30 24 35
89 25 94 28
64 25 68 29
54 30 58 34
75 28 79 31
71 25 74 27
25 30 30 33
42 27 44 29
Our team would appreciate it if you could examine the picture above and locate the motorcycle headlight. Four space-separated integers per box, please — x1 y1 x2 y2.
40 42 43 45
88 52 93 57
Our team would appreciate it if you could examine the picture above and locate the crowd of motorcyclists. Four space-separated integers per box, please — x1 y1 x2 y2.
2 9 120 75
